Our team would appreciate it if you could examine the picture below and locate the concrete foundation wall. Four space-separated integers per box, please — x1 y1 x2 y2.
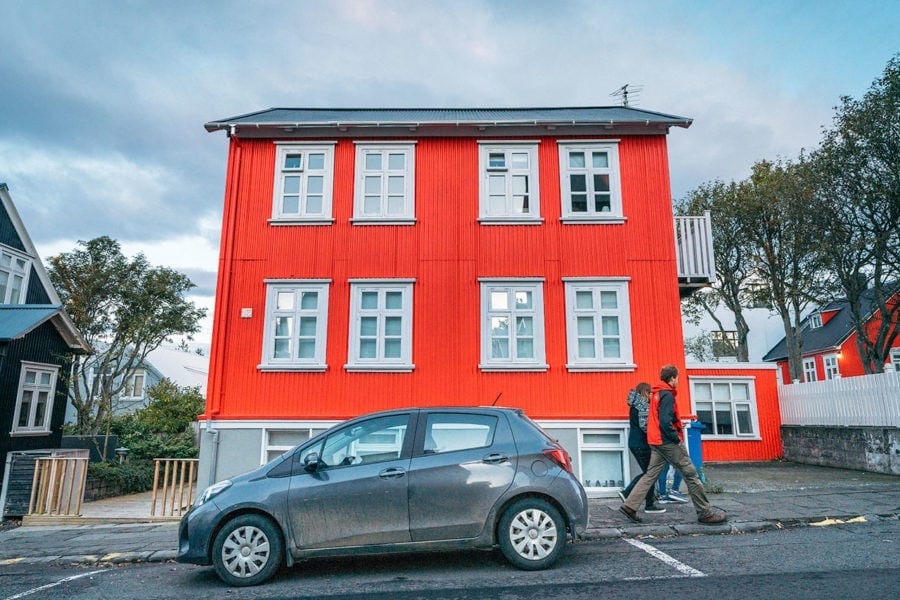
781 425 900 475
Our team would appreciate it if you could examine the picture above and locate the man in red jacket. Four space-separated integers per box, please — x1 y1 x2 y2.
619 364 726 525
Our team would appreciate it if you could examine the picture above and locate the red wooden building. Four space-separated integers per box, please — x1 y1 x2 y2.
199 107 781 495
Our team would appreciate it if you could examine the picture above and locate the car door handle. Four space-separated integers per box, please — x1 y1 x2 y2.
482 453 509 464
379 467 406 479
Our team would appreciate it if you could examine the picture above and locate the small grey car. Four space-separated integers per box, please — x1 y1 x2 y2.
177 407 588 586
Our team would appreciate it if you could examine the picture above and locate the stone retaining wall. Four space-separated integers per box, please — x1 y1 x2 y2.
780 425 900 475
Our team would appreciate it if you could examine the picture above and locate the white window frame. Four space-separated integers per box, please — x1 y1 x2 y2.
577 428 627 490
271 143 336 224
352 142 416 224
479 278 548 371
808 312 822 329
0 246 31 305
563 278 634 371
260 280 331 371
558 140 623 223
890 348 900 372
689 376 760 440
122 369 146 399
11 362 59 435
478 142 541 224
262 427 315 465
803 357 817 382
823 353 840 380
346 279 414 372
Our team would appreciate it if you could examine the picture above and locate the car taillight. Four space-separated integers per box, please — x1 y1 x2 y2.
543 448 574 474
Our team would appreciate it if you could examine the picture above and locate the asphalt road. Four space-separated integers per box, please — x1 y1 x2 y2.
2 519 898 599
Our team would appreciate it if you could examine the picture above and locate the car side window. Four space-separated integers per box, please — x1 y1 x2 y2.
423 413 498 455
318 414 409 469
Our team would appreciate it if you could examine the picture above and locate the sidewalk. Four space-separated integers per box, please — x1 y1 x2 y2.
1 461 898 567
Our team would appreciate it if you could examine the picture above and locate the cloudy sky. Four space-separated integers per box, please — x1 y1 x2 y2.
1 0 897 343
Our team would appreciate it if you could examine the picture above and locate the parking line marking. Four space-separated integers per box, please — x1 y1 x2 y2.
624 538 707 578
3 569 107 600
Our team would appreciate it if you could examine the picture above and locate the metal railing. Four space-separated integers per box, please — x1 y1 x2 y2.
150 458 198 517
28 457 89 516
674 211 716 283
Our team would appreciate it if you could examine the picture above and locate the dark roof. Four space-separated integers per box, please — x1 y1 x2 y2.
0 305 89 352
762 286 899 362
205 106 692 136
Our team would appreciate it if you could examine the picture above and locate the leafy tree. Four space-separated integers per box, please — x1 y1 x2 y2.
676 180 757 362
812 55 900 373
47 236 206 451
683 333 715 362
112 380 204 461
740 158 835 381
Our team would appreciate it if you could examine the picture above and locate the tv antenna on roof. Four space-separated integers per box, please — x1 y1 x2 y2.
611 84 643 107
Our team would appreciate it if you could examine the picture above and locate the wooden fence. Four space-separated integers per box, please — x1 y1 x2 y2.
778 370 900 427
150 458 198 517
28 456 89 516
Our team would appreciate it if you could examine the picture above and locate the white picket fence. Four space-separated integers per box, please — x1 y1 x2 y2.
778 370 900 427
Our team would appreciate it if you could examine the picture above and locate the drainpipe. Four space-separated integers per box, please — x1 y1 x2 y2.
206 418 220 485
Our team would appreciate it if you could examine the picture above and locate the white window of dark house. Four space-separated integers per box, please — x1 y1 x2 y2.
353 143 416 224
261 280 331 371
272 143 335 224
803 357 817 382
891 348 900 372
808 312 822 329
0 247 31 305
479 279 547 371
558 141 622 222
346 280 414 372
478 142 541 223
823 354 840 380
12 362 59 434
691 378 759 439
563 278 634 371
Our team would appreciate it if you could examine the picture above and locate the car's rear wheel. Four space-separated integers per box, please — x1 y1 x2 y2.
497 498 566 570
212 514 284 587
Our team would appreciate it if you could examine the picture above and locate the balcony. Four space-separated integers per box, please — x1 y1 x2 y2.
675 211 716 298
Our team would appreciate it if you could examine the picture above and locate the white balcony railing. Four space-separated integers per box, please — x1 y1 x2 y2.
675 211 716 289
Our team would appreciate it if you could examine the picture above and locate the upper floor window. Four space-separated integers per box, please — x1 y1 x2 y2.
808 312 822 329
803 357 817 383
123 370 146 398
478 142 541 223
261 280 331 371
353 143 416 224
691 378 758 439
12 362 58 434
0 248 31 304
272 143 335 224
563 278 634 371
891 348 900 372
346 280 414 371
558 141 622 222
823 354 840 380
479 279 547 371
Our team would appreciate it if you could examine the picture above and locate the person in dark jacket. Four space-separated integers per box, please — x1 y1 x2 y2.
618 364 726 525
618 383 665 513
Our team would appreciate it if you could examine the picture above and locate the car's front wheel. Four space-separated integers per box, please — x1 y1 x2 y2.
497 498 566 570
212 514 284 587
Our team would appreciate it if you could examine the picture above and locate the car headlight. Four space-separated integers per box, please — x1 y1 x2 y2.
194 480 232 507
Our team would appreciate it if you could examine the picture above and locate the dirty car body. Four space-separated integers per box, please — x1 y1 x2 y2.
177 407 588 586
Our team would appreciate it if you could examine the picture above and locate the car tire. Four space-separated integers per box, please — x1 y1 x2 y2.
497 498 566 570
212 514 284 587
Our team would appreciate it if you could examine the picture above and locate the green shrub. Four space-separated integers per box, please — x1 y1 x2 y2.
87 461 155 494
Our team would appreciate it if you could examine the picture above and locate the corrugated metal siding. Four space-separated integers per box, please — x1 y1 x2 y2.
209 135 691 422
685 365 783 461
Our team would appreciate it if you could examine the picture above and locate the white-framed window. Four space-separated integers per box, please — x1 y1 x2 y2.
261 280 331 371
352 143 416 223
563 278 634 371
271 143 335 224
691 377 759 439
479 279 547 371
558 141 622 222
0 247 31 305
123 370 146 399
823 353 840 380
346 280 414 372
263 428 314 464
578 429 626 490
478 142 541 223
12 362 59 434
803 357 817 382
808 312 822 329
891 348 900 372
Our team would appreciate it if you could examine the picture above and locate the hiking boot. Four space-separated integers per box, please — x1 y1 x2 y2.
619 505 643 523
698 512 727 525
644 504 666 514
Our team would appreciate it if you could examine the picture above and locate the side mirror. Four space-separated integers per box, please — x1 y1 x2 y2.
302 452 320 472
